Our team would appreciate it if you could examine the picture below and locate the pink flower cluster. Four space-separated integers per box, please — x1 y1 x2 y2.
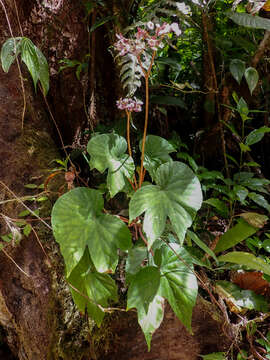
114 22 181 57
116 97 143 112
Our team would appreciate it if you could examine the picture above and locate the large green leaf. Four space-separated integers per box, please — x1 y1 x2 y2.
21 37 49 94
35 46 49 95
87 133 134 197
51 187 132 276
21 38 39 89
244 67 259 95
129 161 202 248
137 294 165 350
187 230 218 263
68 248 118 326
214 218 257 254
140 135 175 179
218 252 270 276
227 11 270 30
127 266 160 314
229 59 245 85
127 265 164 349
125 246 147 284
248 192 270 212
157 244 198 332
1 37 22 73
203 198 229 218
245 126 270 146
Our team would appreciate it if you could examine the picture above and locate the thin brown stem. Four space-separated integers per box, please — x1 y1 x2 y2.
0 181 52 230
31 226 51 266
13 0 23 36
68 281 128 313
42 92 69 161
2 248 30 277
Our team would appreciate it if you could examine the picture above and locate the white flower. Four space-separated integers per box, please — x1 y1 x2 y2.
176 2 191 14
147 21 154 30
171 23 181 36
116 97 143 112
156 23 171 36
147 37 160 51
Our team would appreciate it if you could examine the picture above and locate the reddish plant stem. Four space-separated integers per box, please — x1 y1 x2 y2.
126 110 132 158
139 74 149 188
125 110 138 189
138 226 154 257
138 51 156 188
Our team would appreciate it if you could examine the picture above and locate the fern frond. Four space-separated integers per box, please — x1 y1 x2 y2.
119 53 144 96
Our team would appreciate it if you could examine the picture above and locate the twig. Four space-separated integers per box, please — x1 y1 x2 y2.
31 226 51 266
67 281 128 313
2 248 30 277
0 181 52 230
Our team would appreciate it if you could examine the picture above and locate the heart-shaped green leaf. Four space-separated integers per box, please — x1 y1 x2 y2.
1 37 22 73
127 266 160 314
230 59 245 85
87 133 134 197
1 37 49 95
51 187 132 276
125 246 147 284
21 37 49 94
68 248 118 326
140 135 175 179
244 67 259 95
129 161 202 248
137 294 165 351
157 243 198 332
